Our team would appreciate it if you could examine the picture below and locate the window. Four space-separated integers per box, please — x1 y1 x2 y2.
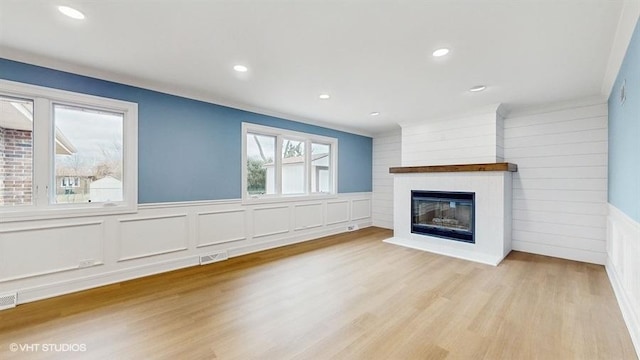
0 96 33 207
242 123 337 202
0 80 138 221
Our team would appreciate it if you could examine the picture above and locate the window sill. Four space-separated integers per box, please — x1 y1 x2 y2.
241 193 338 206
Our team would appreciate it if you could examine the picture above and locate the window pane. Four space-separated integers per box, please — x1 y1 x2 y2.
0 96 34 206
282 138 305 195
246 133 275 195
311 143 331 193
53 104 124 204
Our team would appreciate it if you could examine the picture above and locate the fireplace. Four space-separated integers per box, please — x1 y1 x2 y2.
411 190 475 243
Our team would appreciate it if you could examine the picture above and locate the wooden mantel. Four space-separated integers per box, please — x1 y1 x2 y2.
389 162 518 174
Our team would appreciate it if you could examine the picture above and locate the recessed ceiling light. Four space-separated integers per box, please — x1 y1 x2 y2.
58 6 85 20
469 85 487 92
370 112 380 116
319 94 330 100
233 65 248 72
432 48 450 57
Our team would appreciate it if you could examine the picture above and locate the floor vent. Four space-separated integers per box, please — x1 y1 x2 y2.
0 292 17 311
200 250 228 265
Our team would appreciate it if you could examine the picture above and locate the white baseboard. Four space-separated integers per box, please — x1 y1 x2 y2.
17 256 199 304
230 221 372 258
512 240 606 265
605 257 640 357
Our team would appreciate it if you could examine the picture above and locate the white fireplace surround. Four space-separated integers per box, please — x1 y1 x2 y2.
386 171 512 266
385 104 514 265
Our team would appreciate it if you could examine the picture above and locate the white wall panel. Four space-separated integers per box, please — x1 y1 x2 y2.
118 214 188 261
197 210 246 247
326 201 349 225
401 109 502 166
294 203 323 231
253 206 290 238
351 199 371 221
0 222 104 281
372 129 401 229
505 102 608 263
512 199 607 215
507 154 607 168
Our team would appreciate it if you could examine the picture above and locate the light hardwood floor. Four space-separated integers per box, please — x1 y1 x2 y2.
0 227 636 359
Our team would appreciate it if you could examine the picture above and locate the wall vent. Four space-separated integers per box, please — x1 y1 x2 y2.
0 292 17 311
199 250 228 265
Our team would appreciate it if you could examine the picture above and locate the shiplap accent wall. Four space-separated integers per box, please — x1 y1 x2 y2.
372 129 401 229
0 193 372 305
401 105 504 166
504 102 608 264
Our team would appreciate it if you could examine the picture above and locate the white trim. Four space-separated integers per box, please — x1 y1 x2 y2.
230 220 372 258
0 79 138 222
601 1 640 97
606 258 640 356
196 237 246 248
0 46 374 137
117 247 189 262
118 214 188 223
140 198 242 209
136 192 371 209
16 256 199 305
0 220 103 234
511 240 606 265
242 122 339 204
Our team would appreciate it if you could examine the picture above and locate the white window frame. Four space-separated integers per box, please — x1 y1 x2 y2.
0 79 138 222
242 122 338 204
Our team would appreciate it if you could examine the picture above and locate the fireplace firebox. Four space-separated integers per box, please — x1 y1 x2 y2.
411 190 475 243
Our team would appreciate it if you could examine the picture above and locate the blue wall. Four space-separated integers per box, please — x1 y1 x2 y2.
609 19 640 223
0 59 372 203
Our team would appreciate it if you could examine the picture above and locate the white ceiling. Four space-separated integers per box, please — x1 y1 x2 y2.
0 0 626 136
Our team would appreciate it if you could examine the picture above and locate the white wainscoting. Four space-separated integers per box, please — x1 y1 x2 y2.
326 200 350 225
196 210 246 247
253 206 290 238
606 204 640 354
294 203 323 231
0 193 372 305
372 129 401 229
118 214 189 262
0 221 104 282
351 199 372 221
504 101 608 264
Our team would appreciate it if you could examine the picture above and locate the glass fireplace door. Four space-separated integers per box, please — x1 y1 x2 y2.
411 191 475 243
